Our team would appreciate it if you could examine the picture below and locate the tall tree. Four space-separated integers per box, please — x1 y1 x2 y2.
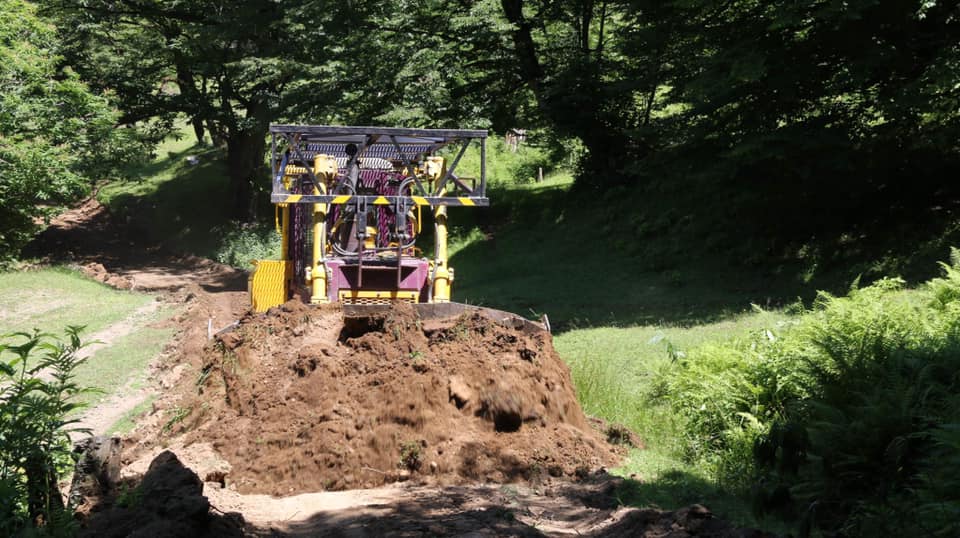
0 0 140 260
45 0 352 220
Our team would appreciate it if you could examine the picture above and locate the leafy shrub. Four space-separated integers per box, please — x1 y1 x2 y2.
214 223 281 269
657 253 960 535
398 440 423 471
0 0 150 260
0 327 91 535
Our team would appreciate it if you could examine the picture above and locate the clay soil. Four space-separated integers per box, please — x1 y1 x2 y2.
170 301 622 495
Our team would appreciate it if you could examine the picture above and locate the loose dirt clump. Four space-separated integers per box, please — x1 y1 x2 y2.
166 301 621 495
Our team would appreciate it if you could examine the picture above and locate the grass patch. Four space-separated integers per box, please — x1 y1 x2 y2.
555 309 795 532
0 267 155 335
450 135 571 187
106 395 157 436
97 131 234 258
0 266 175 429
555 309 791 456
448 176 810 330
73 324 173 408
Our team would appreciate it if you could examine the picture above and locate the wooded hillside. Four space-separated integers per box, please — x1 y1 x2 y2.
1 0 952 274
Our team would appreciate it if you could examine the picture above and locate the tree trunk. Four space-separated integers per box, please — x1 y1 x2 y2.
191 117 205 144
501 0 624 186
500 0 545 97
226 127 267 221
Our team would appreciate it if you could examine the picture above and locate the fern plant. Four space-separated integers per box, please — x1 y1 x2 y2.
657 254 960 535
0 327 91 534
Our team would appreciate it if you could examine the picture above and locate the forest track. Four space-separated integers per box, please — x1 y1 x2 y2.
27 196 249 439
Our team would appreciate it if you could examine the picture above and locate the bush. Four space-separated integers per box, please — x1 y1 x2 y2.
657 252 960 535
0 0 149 260
214 223 281 269
0 327 91 535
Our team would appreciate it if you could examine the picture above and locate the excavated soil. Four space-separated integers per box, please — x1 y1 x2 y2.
166 301 622 495
39 197 776 536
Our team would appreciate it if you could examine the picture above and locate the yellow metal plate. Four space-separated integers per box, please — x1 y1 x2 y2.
249 260 291 312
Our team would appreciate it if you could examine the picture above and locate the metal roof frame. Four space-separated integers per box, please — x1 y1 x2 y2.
268 124 488 207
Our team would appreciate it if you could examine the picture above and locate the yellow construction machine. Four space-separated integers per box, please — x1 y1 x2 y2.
248 125 542 328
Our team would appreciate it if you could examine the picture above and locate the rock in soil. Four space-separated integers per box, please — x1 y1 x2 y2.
79 450 244 537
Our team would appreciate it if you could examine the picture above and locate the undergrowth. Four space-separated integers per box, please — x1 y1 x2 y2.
0 328 91 535
652 250 960 536
213 223 280 269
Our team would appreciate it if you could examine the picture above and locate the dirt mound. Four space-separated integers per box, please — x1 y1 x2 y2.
167 301 622 495
82 261 136 289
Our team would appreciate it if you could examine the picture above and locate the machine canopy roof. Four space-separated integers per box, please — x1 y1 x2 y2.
269 124 487 146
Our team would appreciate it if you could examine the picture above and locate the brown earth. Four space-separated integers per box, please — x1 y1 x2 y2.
29 195 774 536
160 300 623 495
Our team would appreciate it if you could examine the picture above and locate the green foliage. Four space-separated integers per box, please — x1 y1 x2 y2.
655 257 960 535
404 0 960 277
46 0 364 220
452 134 569 186
398 440 423 471
114 483 143 510
0 327 91 535
213 223 281 269
161 406 191 435
0 0 143 260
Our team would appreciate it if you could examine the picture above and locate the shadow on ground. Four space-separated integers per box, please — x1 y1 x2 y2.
259 499 546 537
102 144 236 258
24 195 248 294
76 450 770 537
447 184 817 332
447 178 960 332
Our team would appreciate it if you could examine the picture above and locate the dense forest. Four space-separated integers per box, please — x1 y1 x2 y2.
1 0 956 270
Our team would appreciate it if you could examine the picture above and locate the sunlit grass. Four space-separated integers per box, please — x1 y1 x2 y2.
554 309 793 532
73 321 173 408
555 309 790 461
0 267 175 429
106 395 157 435
0 267 154 335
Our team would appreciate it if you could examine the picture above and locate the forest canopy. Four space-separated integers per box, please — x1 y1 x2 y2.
3 0 959 265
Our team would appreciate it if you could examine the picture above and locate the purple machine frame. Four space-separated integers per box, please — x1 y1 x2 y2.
325 258 430 302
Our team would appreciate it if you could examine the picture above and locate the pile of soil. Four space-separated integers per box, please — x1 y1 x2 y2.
171 301 623 495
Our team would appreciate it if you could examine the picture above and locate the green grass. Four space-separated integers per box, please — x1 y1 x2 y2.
447 134 571 188
107 395 157 436
555 309 791 453
97 131 233 257
0 267 175 429
0 267 155 335
448 175 809 330
73 322 173 408
552 309 795 532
